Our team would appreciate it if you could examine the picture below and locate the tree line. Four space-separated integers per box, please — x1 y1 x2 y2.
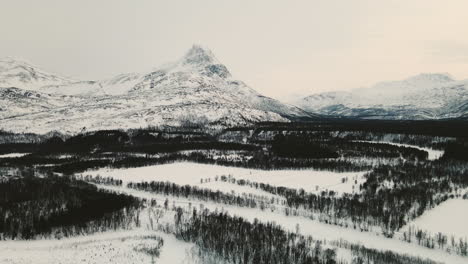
160 206 439 264
127 181 259 208
0 176 142 240
173 209 339 264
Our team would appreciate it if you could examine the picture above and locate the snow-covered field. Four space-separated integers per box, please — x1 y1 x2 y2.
402 199 468 240
353 141 444 160
0 202 356 264
379 141 444 160
0 229 198 264
5 162 464 264
83 162 367 196
3 161 466 264
0 153 30 158
96 184 468 264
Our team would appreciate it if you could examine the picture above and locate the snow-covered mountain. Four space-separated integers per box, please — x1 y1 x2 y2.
0 87 83 120
0 57 74 90
0 45 314 134
297 73 468 119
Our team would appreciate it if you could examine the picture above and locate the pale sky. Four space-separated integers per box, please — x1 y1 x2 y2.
1 0 467 99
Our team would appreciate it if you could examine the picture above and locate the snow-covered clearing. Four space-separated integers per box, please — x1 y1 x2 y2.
353 140 444 160
0 229 198 264
98 184 467 264
402 199 468 240
83 162 366 196
0 153 30 158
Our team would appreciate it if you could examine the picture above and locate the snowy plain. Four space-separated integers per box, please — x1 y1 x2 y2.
0 153 30 158
402 198 468 241
0 229 200 264
2 161 466 263
82 162 367 196
95 184 468 264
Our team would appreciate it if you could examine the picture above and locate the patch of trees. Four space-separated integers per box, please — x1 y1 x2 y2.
127 181 259 208
0 149 370 176
270 134 428 160
168 209 437 264
117 141 260 154
0 176 142 240
3 126 450 176
78 175 123 186
253 119 468 138
130 129 212 144
229 162 468 238
37 130 130 154
442 140 468 161
0 130 47 144
271 134 339 159
174 210 338 264
33 129 259 155
401 227 468 256
0 143 38 155
133 235 164 259
330 240 439 264
334 141 427 160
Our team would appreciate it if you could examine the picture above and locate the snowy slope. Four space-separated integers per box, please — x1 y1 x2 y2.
0 87 83 120
0 57 74 90
298 73 468 119
0 46 314 134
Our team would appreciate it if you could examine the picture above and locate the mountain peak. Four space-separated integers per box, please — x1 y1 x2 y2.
182 44 219 65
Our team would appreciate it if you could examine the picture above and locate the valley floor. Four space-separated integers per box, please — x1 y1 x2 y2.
0 229 198 264
82 162 366 196
96 182 468 264
0 133 466 264
402 198 468 241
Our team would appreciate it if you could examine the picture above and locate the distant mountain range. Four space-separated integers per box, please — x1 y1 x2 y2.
0 46 467 134
296 73 468 120
0 46 313 134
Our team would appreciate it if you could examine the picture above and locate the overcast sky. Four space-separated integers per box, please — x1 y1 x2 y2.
1 0 467 99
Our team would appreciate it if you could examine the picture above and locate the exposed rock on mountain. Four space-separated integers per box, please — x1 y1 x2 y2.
0 46 314 134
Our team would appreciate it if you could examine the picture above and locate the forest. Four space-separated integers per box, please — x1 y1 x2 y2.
159 206 440 264
0 175 142 240
1 119 468 263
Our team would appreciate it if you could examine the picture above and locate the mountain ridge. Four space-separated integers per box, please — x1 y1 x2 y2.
2 48 467 135
298 73 468 120
0 46 316 134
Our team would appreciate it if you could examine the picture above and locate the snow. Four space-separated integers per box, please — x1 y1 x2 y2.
353 140 444 160
0 46 304 134
0 153 30 158
83 162 367 196
402 199 468 240
2 159 464 263
298 73 468 119
0 229 198 264
384 142 444 160
97 185 468 264
0 57 74 90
